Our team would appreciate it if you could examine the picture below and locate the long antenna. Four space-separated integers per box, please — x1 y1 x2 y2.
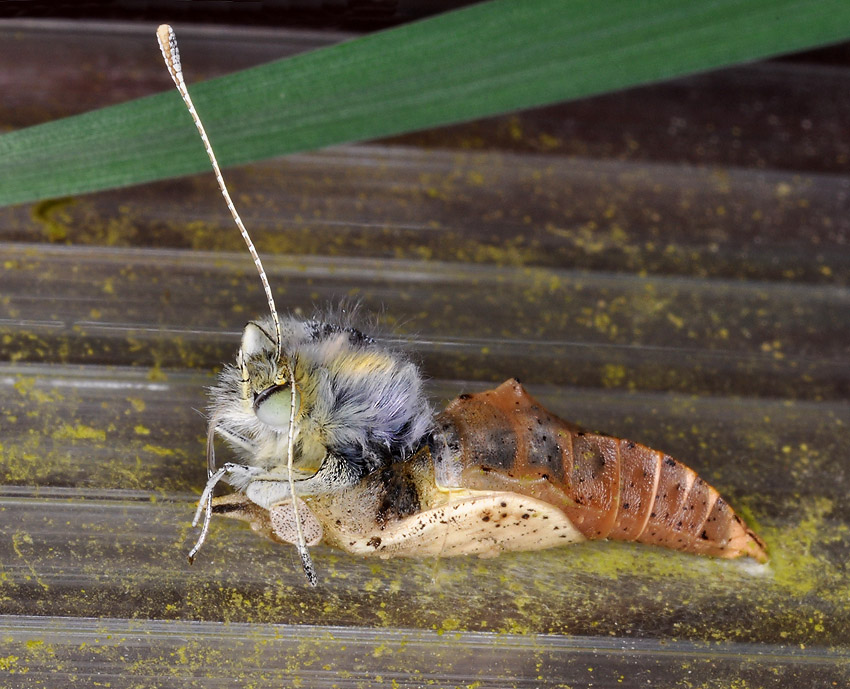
286 354 317 585
156 24 282 362
158 24 317 585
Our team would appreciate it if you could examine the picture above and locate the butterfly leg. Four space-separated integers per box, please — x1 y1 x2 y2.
245 453 358 509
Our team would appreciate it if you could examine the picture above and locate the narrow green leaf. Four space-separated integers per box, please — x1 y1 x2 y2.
1 0 849 207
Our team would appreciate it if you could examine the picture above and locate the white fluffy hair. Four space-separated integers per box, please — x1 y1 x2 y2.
208 308 433 492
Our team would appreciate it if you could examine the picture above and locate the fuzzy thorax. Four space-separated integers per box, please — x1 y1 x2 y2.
208 312 433 494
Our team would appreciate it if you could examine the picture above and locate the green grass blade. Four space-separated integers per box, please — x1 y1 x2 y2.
1 0 850 207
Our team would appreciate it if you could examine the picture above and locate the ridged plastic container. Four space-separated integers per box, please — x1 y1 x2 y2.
1 19 848 687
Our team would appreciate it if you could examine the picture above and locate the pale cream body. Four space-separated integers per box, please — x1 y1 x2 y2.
311 488 585 559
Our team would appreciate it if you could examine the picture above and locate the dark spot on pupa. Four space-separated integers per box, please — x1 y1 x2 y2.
626 441 636 449
623 503 630 510
521 513 530 520
376 464 421 526
500 502 507 508
482 515 491 522
367 536 382 548
458 394 472 400
664 458 676 467
700 530 709 540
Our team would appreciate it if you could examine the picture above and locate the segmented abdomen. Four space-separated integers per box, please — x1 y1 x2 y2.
430 379 767 562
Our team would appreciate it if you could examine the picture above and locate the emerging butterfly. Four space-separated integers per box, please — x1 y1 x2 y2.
156 25 767 586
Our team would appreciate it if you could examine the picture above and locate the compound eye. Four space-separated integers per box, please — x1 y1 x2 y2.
253 384 298 430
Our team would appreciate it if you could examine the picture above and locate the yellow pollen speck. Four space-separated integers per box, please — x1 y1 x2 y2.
54 424 106 442
143 444 175 457
0 655 19 672
127 397 146 412
666 312 684 329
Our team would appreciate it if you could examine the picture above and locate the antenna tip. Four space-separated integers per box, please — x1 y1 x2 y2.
157 24 183 85
156 24 174 45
